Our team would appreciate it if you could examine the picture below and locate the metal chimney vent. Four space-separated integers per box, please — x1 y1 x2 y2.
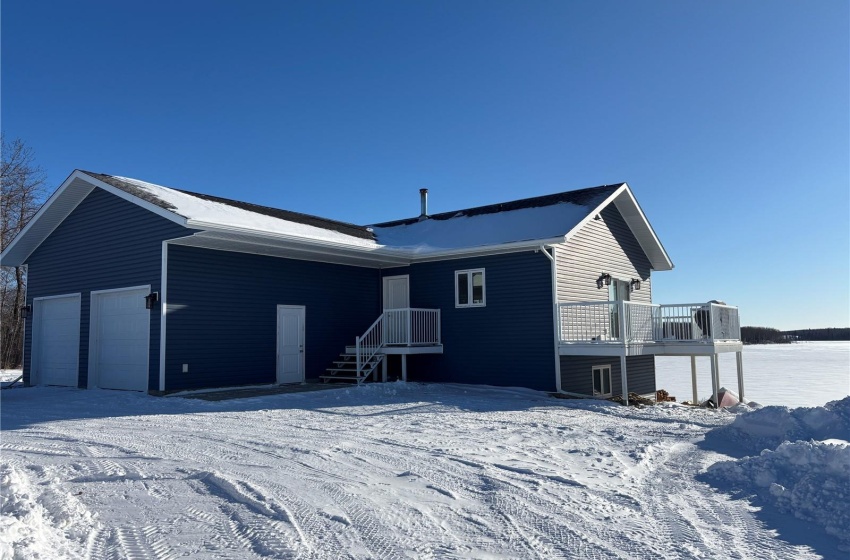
419 188 429 219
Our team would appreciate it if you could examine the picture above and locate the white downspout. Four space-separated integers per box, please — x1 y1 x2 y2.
159 240 169 392
539 246 562 393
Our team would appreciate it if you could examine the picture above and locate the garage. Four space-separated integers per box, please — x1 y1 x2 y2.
90 286 151 392
32 293 81 387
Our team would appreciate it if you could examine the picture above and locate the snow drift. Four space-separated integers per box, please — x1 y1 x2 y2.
706 440 850 545
703 396 850 455
701 396 850 549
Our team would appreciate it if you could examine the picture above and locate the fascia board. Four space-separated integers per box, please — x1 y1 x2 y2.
403 237 567 263
186 220 381 252
190 223 565 266
613 186 674 271
185 228 410 266
1 170 93 266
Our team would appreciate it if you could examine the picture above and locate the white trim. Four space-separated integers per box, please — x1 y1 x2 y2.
31 292 82 387
88 284 151 391
276 305 306 384
613 186 673 271
401 237 567 263
168 235 391 269
454 268 486 308
561 183 673 272
0 179 92 266
592 364 613 398
159 241 169 392
538 247 563 393
0 170 188 267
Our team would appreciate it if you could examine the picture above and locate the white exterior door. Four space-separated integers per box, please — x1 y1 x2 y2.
277 306 305 384
382 275 409 344
608 279 630 340
91 287 150 391
33 294 81 387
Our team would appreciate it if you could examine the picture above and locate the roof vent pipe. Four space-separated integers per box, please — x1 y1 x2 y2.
419 188 429 219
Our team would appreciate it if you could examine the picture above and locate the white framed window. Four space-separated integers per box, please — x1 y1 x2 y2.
592 365 612 397
455 269 486 308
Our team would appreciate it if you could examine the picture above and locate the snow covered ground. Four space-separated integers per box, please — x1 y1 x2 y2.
2 383 847 559
0 371 22 383
656 341 850 407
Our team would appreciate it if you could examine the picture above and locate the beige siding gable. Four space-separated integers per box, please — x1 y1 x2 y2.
554 204 653 303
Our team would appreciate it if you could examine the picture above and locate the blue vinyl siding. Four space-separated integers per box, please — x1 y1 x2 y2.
23 188 188 389
165 246 381 390
404 251 556 391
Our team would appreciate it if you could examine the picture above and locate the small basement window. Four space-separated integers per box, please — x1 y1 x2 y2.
455 269 485 308
592 365 612 397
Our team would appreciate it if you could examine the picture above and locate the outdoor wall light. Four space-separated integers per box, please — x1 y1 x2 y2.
19 304 31 319
596 273 612 289
630 278 641 292
144 292 159 309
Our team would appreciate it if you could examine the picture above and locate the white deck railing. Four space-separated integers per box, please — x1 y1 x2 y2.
383 308 441 346
355 308 441 378
557 301 740 344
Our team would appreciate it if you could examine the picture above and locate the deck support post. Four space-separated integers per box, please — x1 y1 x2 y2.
620 354 628 406
401 354 407 382
709 353 719 408
736 351 745 401
690 355 698 405
381 356 387 383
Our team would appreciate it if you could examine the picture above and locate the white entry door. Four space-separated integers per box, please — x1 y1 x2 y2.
91 287 150 391
608 279 630 340
382 275 409 344
33 294 81 387
277 306 305 384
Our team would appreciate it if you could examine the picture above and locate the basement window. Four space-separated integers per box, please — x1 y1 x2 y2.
455 269 486 308
592 365 612 397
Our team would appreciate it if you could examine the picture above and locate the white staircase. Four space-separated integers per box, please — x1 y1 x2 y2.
320 350 384 384
321 314 385 385
320 308 441 385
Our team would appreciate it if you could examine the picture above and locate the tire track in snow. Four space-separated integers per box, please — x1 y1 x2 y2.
190 471 307 557
169 434 355 553
635 442 822 560
319 481 412 559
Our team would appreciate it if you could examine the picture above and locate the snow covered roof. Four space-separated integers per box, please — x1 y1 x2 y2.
372 185 621 254
87 172 376 245
0 170 672 270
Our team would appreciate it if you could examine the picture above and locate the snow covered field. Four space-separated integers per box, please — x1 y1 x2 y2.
2 383 848 559
657 341 850 407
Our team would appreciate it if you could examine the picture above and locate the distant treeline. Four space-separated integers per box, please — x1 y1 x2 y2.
741 327 786 344
784 328 850 341
741 326 850 344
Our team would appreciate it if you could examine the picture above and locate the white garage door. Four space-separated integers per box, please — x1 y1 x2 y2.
34 294 81 387
91 287 150 391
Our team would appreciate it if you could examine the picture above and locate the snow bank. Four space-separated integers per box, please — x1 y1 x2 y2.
0 464 95 559
706 440 850 545
704 397 850 455
0 369 22 383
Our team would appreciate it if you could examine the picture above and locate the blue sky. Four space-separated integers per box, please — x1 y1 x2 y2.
2 1 848 330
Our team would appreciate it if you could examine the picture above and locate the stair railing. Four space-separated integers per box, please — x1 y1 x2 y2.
355 313 384 381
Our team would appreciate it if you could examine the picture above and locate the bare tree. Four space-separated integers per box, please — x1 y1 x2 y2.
1 136 46 368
